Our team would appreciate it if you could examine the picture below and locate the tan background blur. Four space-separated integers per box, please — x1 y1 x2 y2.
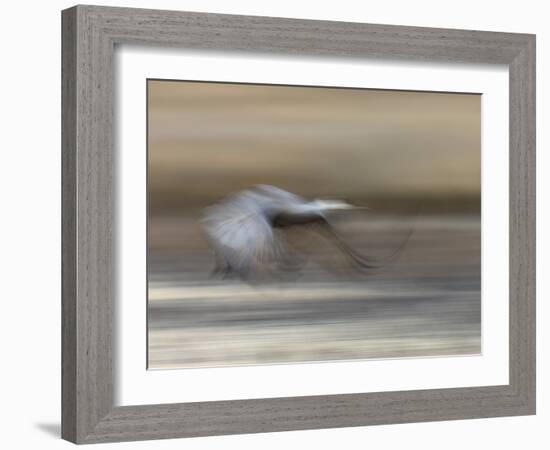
148 80 480 212
147 80 481 369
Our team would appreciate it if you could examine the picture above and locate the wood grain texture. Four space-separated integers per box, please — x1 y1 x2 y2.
61 7 77 443
508 37 536 408
61 4 536 444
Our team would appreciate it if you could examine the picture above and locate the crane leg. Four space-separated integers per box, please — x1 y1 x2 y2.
211 247 234 278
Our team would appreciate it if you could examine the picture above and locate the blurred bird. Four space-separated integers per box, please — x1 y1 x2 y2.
201 185 409 279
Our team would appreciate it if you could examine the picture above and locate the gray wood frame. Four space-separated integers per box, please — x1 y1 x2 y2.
62 4 536 444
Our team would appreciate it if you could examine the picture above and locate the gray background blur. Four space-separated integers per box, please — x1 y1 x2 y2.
147 80 481 369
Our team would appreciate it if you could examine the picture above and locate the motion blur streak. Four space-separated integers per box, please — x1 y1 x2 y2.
147 80 481 369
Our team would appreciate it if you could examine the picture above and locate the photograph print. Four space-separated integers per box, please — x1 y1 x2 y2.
147 79 481 370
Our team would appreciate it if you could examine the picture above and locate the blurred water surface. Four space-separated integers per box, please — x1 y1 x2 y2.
148 214 480 369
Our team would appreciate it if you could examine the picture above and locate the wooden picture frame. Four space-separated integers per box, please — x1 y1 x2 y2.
61 5 536 444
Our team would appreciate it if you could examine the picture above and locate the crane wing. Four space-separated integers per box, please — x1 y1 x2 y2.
314 213 414 270
201 191 288 277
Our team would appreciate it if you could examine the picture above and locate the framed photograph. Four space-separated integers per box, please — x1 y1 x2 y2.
61 5 535 444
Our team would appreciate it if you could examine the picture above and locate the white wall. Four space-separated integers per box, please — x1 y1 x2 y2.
0 1 546 448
